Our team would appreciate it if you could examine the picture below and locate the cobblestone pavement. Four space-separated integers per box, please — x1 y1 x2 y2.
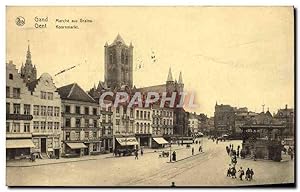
6 138 294 186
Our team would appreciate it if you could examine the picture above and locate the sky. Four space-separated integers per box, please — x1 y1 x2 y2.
6 6 294 116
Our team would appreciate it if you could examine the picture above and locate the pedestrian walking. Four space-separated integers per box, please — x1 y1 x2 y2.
238 167 244 181
237 149 240 157
250 169 254 180
172 151 177 162
245 168 251 181
135 150 139 160
141 148 144 156
227 164 232 177
231 167 237 179
199 145 202 152
192 147 194 155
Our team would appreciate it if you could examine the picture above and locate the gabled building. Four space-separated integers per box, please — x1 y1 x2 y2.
58 83 101 157
27 73 62 159
6 61 35 160
274 105 294 136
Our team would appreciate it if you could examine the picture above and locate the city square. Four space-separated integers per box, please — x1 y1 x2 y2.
6 138 294 186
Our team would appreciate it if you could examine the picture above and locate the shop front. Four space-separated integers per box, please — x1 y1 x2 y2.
6 139 35 160
152 137 169 148
136 134 152 148
114 137 139 156
64 142 88 157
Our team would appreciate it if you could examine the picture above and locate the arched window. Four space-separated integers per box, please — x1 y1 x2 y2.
9 73 13 80
140 123 143 133
109 53 113 64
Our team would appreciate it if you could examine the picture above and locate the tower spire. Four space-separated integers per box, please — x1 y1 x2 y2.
178 71 183 84
26 40 32 64
167 67 173 82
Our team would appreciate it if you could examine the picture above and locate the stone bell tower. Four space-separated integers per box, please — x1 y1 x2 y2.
104 34 133 90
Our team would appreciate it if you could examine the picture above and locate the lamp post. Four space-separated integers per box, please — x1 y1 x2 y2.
169 137 172 162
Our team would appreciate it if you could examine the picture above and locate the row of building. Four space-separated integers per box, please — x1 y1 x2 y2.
6 35 194 160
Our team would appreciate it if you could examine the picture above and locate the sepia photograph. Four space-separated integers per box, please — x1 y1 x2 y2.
5 6 295 187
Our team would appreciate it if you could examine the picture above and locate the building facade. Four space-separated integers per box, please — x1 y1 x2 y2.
134 106 152 148
58 83 101 157
27 73 62 159
6 61 35 160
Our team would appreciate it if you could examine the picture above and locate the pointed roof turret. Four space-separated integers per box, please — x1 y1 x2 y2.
113 33 126 45
178 71 183 84
167 67 173 82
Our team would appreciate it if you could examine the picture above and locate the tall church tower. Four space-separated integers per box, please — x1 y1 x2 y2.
104 34 133 90
166 67 175 94
177 71 184 92
20 43 37 84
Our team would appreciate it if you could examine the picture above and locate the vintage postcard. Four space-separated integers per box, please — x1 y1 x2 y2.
5 6 295 187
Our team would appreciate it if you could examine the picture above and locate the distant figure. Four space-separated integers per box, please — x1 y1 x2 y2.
237 149 240 157
135 150 139 160
172 151 177 162
199 145 202 152
250 169 254 180
226 146 230 155
291 151 294 160
227 164 232 177
30 153 35 162
231 167 237 179
192 147 194 155
253 151 257 161
238 167 244 181
141 148 144 156
245 168 251 181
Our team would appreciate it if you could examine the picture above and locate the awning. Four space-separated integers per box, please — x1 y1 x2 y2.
116 137 139 146
153 137 169 145
6 139 35 149
66 143 87 149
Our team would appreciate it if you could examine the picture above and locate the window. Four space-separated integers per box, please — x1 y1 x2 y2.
41 91 47 99
85 132 89 140
94 120 97 128
13 88 20 98
93 108 97 115
116 119 120 125
93 132 97 139
102 115 106 123
6 122 10 132
76 118 81 127
48 122 53 131
116 107 120 114
33 105 39 115
12 123 20 132
54 122 59 130
9 73 13 80
76 106 81 114
65 118 71 127
41 122 46 132
136 110 139 119
41 106 47 116
66 132 70 141
6 87 10 98
84 119 89 127
33 121 39 132
130 108 133 117
75 132 80 140
148 123 150 133
54 107 60 116
13 104 20 114
47 92 53 100
24 123 30 132
93 143 98 151
148 112 150 119
123 107 127 115
85 107 89 115
144 111 147 119
6 103 10 114
65 105 70 113
47 106 53 116
23 104 30 115
140 111 143 119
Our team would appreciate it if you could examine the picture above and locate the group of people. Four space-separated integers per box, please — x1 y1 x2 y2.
134 148 144 160
226 143 255 181
227 166 254 181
